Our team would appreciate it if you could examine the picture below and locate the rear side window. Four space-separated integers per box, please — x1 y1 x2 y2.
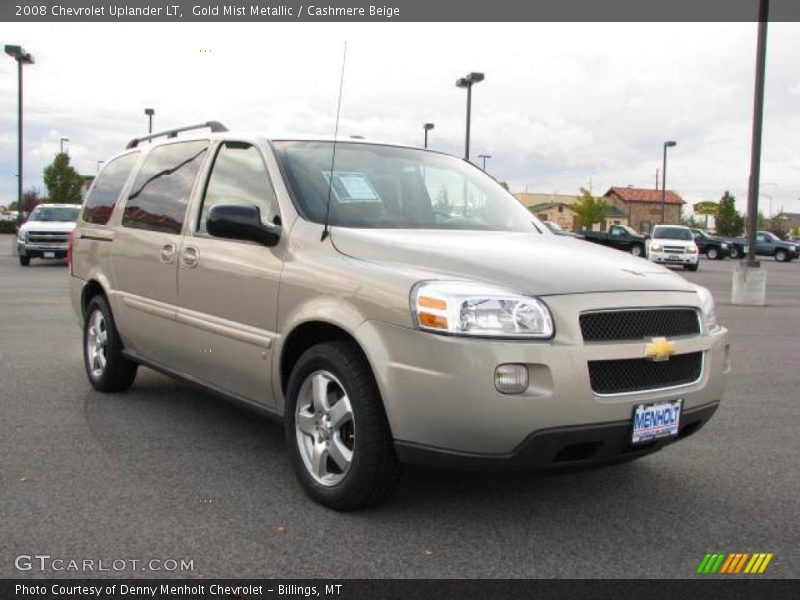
122 141 208 234
198 142 278 233
82 152 139 225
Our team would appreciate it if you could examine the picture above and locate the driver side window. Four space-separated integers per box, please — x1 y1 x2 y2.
198 142 278 233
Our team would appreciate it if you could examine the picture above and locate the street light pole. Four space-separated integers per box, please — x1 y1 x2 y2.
60 137 69 154
661 140 677 224
145 108 155 134
423 123 435 149
478 154 492 171
455 72 484 161
97 160 105 174
5 45 34 226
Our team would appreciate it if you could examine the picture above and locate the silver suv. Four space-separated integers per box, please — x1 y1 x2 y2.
70 122 730 509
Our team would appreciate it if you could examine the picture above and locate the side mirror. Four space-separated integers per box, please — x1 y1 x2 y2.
206 205 281 247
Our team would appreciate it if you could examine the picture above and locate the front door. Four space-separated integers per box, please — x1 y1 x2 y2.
176 141 284 406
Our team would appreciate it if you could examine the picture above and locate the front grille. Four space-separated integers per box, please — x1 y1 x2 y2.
27 231 69 244
589 352 703 395
580 309 700 342
663 246 685 254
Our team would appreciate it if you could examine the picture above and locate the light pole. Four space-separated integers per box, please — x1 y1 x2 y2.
455 72 484 161
423 123 434 149
60 137 69 154
145 108 155 134
478 154 492 171
4 45 34 226
97 160 105 174
661 140 677 224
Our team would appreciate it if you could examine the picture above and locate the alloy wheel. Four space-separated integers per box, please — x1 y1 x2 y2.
295 370 355 486
86 309 108 379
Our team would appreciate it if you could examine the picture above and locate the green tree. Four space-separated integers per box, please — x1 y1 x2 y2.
572 187 608 230
43 153 83 204
498 181 510 191
714 191 745 236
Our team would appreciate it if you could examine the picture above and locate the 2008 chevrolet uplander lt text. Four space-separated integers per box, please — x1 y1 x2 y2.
69 122 730 510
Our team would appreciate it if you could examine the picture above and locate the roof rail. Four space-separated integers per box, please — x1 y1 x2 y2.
126 121 228 149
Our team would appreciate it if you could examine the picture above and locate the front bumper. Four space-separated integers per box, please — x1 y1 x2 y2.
357 291 729 458
395 401 719 470
17 240 68 258
648 251 699 265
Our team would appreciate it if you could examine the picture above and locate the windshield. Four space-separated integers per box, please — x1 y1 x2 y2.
653 226 692 240
28 206 80 222
272 141 542 231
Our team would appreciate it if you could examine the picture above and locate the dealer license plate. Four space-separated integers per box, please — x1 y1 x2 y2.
44 252 55 258
631 399 682 444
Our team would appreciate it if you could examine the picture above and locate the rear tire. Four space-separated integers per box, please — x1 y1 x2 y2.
83 295 138 393
19 255 30 266
285 341 401 510
631 244 644 257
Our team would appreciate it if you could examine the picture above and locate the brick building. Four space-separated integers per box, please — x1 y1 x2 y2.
602 186 684 233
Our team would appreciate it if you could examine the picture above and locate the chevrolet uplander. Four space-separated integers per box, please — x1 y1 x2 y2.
70 122 730 509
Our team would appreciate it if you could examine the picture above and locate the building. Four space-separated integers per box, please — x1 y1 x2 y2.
602 186 684 233
515 191 629 231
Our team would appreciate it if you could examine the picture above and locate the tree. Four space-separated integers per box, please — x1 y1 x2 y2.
572 187 608 230
434 186 452 213
498 181 510 191
714 191 745 236
43 152 83 204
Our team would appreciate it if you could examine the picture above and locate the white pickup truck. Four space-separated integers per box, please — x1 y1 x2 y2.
647 224 700 271
16 203 80 266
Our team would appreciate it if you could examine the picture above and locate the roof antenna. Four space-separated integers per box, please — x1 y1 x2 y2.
322 41 348 242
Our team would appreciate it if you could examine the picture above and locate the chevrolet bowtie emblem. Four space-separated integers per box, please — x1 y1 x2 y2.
645 337 676 362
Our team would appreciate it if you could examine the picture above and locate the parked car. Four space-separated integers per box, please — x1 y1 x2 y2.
543 221 584 239
646 225 699 271
16 203 80 266
70 123 729 510
729 231 798 262
691 229 730 260
582 224 648 256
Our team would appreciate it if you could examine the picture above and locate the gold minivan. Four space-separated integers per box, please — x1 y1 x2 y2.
70 122 730 509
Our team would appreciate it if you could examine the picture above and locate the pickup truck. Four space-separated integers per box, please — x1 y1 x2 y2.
731 231 799 262
16 203 80 266
582 224 648 257
691 229 731 260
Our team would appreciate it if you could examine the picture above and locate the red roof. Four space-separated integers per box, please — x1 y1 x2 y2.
605 186 684 205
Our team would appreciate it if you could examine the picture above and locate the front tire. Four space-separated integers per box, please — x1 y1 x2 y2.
706 247 719 260
19 255 30 266
83 295 138 392
285 341 401 511
775 249 787 262
684 264 699 272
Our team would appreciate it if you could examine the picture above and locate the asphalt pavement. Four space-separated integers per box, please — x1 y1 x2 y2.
1 233 798 579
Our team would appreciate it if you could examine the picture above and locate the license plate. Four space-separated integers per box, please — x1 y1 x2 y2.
44 252 55 258
632 399 682 444
668 255 680 261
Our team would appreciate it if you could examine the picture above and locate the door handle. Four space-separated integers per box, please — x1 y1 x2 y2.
159 243 176 264
182 246 199 268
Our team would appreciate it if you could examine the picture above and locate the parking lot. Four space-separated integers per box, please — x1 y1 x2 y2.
1 233 797 579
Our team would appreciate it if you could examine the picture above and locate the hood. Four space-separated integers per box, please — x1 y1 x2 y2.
332 228 696 296
19 220 77 233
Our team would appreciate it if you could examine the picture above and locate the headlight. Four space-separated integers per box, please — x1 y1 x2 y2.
687 244 698 253
18 230 28 242
694 285 719 332
411 281 554 339
721 242 729 248
650 243 662 252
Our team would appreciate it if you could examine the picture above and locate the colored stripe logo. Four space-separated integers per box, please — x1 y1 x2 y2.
697 552 773 574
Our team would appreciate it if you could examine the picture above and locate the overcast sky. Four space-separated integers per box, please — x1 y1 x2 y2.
2 22 799 215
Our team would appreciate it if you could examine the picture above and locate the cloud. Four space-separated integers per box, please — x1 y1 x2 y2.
1 22 798 215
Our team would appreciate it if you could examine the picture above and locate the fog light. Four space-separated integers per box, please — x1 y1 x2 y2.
494 364 528 394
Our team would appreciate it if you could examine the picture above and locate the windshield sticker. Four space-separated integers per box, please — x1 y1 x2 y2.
323 171 382 203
